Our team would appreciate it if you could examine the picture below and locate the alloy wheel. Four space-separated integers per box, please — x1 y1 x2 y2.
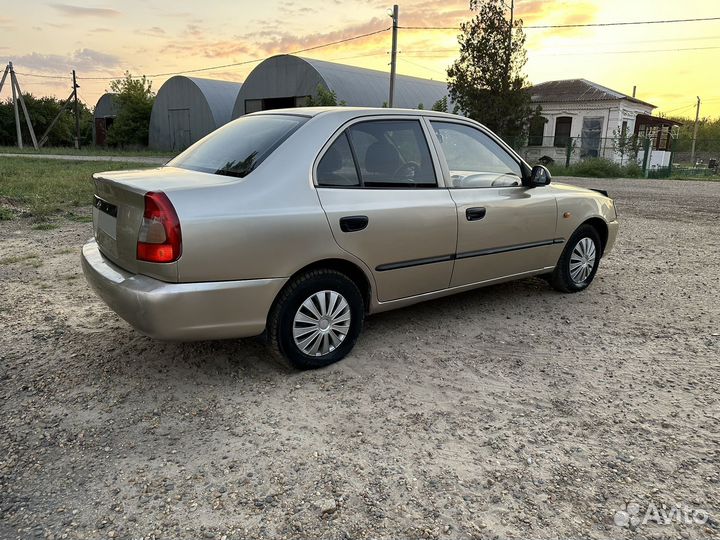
293 290 351 356
569 237 597 283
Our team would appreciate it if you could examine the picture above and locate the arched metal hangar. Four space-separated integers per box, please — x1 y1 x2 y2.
93 93 119 146
232 54 449 117
149 76 243 151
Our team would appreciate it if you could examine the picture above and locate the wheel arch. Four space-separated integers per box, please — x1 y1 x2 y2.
580 217 609 256
269 258 373 322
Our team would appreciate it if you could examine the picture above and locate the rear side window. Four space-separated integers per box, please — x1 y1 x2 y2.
317 133 360 187
345 120 437 188
168 114 307 178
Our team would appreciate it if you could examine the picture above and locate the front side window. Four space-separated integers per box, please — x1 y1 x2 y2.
430 121 523 188
347 120 437 188
168 114 307 178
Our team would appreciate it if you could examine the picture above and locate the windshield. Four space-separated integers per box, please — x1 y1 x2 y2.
167 114 308 178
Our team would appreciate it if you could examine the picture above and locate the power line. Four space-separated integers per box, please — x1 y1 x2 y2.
397 57 447 78
15 26 392 81
400 15 720 31
661 103 698 114
533 45 720 56
403 45 720 58
399 33 720 55
12 72 68 80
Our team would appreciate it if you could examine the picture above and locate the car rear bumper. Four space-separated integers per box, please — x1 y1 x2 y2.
604 219 619 255
81 240 287 341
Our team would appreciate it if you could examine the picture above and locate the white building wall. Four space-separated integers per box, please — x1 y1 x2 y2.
521 98 654 165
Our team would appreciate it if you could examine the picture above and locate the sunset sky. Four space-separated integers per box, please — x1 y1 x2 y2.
2 0 719 118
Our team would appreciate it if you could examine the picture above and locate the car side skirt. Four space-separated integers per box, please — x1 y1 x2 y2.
369 266 556 314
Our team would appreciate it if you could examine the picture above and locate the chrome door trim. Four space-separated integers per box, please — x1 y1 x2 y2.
312 113 450 189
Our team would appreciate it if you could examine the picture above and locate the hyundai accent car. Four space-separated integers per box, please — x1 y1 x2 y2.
81 107 618 368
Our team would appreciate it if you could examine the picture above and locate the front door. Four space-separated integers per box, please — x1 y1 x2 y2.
428 120 558 287
316 118 457 302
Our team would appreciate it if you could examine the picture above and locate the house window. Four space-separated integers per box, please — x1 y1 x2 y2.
580 117 604 158
553 117 572 148
528 116 546 147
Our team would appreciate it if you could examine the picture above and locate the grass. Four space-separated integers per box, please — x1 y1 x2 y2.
550 158 720 181
0 145 176 159
549 158 644 179
0 157 153 218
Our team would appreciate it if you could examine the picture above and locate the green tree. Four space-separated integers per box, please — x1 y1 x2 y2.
0 94 92 147
447 0 536 139
305 85 346 107
432 97 448 113
106 73 155 147
611 125 639 166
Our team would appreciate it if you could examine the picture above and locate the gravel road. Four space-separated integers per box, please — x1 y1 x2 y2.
1 177 718 540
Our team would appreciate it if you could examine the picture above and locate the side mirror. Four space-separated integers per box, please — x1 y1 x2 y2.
527 164 552 187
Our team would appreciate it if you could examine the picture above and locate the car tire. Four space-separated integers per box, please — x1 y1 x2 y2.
550 224 602 293
268 269 364 369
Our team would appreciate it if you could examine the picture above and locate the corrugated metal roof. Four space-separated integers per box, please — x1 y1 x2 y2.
184 77 243 126
94 93 119 118
301 56 449 108
233 55 449 116
530 79 655 108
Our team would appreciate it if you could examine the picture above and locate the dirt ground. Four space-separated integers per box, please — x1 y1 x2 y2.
1 177 719 540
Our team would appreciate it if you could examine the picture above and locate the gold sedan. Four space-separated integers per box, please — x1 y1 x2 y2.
82 108 618 368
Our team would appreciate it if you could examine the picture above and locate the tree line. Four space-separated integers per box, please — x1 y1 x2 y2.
0 72 155 148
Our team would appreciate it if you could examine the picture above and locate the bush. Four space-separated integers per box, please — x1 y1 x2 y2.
106 73 155 147
549 158 644 178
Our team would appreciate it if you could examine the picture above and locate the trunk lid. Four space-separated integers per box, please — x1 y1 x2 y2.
92 166 236 279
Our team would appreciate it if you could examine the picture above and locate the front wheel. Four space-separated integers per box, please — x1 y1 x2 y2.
550 224 602 293
268 269 364 369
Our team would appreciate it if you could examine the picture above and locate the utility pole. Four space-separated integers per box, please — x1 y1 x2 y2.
632 85 637 98
388 4 398 108
72 70 80 149
690 96 701 168
506 0 514 90
9 62 23 148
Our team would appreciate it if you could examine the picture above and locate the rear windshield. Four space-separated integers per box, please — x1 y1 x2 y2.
167 114 307 178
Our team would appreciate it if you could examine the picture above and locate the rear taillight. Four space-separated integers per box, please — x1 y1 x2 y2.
137 192 182 263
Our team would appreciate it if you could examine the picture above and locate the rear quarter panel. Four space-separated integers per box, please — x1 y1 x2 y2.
167 115 374 284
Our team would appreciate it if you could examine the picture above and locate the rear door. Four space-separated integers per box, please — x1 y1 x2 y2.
316 117 457 302
427 120 558 287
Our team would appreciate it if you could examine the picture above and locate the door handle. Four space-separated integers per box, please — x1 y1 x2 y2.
466 207 486 221
339 215 369 232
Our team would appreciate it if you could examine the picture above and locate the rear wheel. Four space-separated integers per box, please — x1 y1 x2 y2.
268 269 364 369
550 224 602 293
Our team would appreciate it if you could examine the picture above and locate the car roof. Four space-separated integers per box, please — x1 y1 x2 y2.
250 106 463 120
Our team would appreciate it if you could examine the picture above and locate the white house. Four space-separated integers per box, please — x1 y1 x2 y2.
520 79 680 168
